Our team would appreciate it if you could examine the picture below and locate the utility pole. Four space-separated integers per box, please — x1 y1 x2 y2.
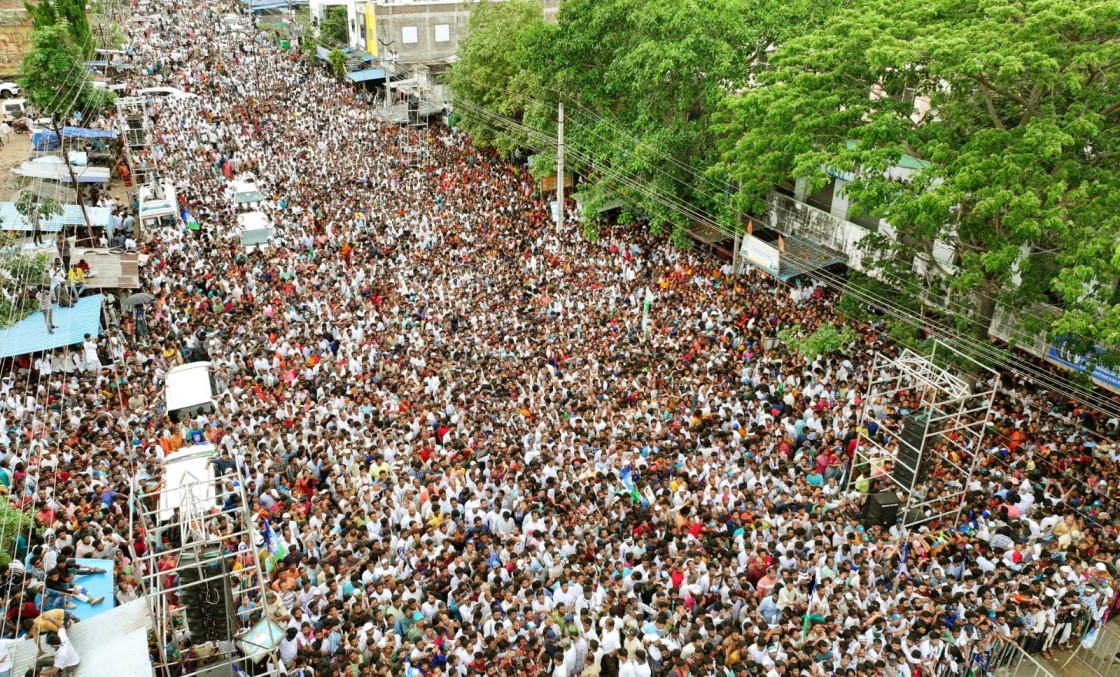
556 101 564 225
52 117 94 242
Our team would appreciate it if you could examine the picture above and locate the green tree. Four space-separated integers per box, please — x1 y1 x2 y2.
25 0 94 57
320 6 349 47
714 0 1120 359
778 323 860 360
327 48 347 80
0 500 35 566
19 21 113 119
446 0 552 155
15 190 63 239
449 0 840 240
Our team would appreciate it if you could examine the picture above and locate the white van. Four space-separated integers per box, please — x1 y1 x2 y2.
138 86 198 100
229 177 266 211
165 361 218 423
138 181 182 237
237 211 274 251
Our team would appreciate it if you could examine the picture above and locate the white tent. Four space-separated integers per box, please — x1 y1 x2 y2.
11 156 111 183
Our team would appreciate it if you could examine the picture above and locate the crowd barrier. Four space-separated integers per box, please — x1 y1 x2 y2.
924 633 1054 677
1060 615 1120 677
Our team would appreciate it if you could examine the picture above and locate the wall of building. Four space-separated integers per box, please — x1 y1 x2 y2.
0 2 32 78
765 189 1052 361
766 191 871 271
372 1 473 63
353 0 558 64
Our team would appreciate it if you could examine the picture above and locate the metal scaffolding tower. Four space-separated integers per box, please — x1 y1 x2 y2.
848 340 998 527
136 446 284 677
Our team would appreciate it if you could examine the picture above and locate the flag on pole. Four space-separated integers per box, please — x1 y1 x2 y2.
262 518 287 564
801 574 818 643
620 466 642 505
642 287 654 335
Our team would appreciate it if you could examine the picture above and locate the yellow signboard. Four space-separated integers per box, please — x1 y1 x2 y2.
365 5 377 56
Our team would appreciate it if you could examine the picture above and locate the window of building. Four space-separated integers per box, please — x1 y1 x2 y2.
434 24 450 43
402 26 419 44
804 180 835 213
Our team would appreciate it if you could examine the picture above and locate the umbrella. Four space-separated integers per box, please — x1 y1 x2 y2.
122 292 155 308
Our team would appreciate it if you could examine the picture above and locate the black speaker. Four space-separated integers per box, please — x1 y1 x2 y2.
179 546 235 644
863 490 901 526
893 412 938 489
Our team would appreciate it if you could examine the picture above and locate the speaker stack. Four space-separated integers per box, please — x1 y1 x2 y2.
892 412 938 490
179 545 234 644
862 490 901 527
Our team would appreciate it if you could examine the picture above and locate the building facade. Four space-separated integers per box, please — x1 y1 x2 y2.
310 0 558 63
0 0 32 78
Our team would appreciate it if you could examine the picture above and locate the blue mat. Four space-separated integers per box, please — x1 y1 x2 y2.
68 558 115 621
0 294 102 359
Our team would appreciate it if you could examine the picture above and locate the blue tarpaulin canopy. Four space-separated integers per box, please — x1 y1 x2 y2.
0 294 103 359
62 126 119 140
345 68 386 83
32 127 119 151
0 203 112 232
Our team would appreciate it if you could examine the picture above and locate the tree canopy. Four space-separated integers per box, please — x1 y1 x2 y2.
320 6 349 48
19 22 113 120
450 0 1120 361
448 0 841 240
713 0 1120 354
445 0 552 156
25 0 94 58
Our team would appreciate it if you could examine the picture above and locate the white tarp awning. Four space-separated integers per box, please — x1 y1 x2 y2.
11 597 154 677
12 156 111 183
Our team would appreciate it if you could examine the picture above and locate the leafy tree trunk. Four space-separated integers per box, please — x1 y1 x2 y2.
971 282 998 345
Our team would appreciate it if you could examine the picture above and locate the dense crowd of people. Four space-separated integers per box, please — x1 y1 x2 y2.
1 1 1118 676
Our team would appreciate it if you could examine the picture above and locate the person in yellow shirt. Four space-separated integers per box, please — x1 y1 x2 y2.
67 263 86 296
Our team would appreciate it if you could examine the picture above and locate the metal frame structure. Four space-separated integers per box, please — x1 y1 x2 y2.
848 340 997 527
135 450 283 677
115 96 154 188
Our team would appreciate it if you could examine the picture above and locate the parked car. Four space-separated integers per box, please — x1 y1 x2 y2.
0 82 20 99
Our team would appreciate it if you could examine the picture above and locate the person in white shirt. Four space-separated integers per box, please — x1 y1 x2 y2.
39 627 80 676
618 648 652 677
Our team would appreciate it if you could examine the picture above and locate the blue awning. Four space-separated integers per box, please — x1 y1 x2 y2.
0 294 103 359
243 0 307 11
0 203 112 232
63 126 119 140
317 46 352 61
345 68 386 83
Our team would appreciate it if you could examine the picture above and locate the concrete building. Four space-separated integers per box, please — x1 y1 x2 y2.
309 0 557 63
0 0 32 78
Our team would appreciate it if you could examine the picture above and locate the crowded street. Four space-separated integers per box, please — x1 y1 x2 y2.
1 1 1117 676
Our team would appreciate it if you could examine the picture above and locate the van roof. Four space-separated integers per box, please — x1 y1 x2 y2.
139 199 177 220
165 361 213 411
237 211 272 232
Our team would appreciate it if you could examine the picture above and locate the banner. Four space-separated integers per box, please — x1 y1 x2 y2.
1048 336 1120 393
744 235 780 277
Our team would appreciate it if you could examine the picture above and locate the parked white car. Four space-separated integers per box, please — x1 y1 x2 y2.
0 82 20 99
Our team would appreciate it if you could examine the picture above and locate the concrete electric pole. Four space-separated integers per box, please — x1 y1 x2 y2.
556 101 564 225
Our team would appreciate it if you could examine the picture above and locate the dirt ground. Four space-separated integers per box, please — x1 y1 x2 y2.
0 129 31 200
